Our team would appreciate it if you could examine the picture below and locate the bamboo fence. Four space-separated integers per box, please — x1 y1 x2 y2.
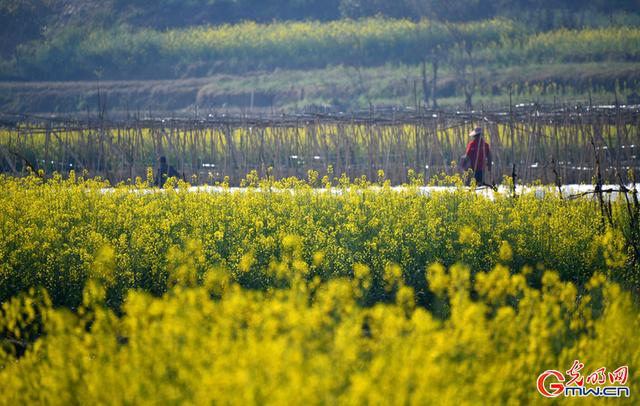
0 105 638 185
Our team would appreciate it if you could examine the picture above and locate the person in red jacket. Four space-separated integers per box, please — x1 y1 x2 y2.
464 127 492 186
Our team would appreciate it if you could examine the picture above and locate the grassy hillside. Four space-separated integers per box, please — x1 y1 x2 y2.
2 4 640 112
1 18 640 112
5 19 640 81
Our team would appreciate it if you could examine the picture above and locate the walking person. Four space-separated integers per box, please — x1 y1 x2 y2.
463 127 492 186
155 156 181 187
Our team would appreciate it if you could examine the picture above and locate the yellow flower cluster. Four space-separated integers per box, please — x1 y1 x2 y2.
1 259 638 404
0 173 638 404
81 18 640 68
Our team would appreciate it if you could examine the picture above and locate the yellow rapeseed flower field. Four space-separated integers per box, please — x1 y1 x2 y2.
0 173 638 404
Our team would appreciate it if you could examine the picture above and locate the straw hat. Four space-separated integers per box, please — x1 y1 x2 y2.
469 127 482 137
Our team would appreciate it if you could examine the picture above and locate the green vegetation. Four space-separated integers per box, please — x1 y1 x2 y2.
2 18 639 110
7 20 640 81
2 62 639 112
1 1 640 111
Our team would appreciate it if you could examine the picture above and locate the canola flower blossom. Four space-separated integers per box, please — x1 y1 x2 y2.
0 172 638 404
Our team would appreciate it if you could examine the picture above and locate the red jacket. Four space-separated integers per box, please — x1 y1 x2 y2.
465 138 491 171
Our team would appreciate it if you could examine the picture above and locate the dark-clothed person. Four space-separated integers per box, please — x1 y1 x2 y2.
155 156 180 187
